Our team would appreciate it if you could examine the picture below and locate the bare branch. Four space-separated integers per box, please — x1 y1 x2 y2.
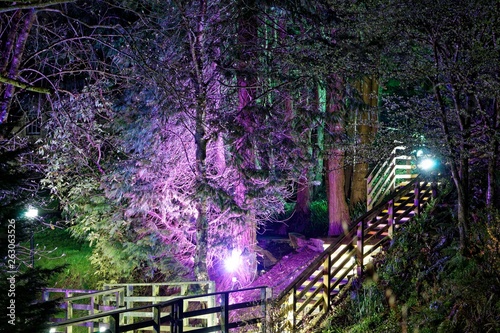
0 75 51 94
0 0 74 14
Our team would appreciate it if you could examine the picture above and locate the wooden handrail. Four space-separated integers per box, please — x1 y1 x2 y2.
274 176 437 332
366 146 416 209
276 177 420 303
48 286 272 333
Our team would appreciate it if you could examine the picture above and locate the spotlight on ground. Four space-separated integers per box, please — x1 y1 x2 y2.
224 249 242 273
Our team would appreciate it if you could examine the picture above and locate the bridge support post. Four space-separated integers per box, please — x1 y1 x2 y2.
323 255 331 312
432 181 438 198
220 292 229 333
356 220 364 277
260 287 271 333
153 304 161 333
110 314 119 333
171 302 183 333
388 199 394 239
414 182 421 216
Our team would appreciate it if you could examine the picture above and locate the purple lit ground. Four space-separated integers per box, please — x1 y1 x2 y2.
247 237 323 296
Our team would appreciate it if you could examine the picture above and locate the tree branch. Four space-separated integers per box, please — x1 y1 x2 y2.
0 0 74 14
0 75 51 94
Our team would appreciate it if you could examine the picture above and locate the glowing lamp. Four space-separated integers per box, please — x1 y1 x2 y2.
224 249 242 273
25 207 38 218
418 158 436 171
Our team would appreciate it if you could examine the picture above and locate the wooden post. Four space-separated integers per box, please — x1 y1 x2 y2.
431 181 438 198
388 199 395 239
153 304 161 333
260 287 267 333
126 285 133 325
220 292 229 333
356 220 364 277
207 283 216 328
89 295 95 333
414 181 421 216
67 291 73 333
153 284 159 302
322 255 331 312
110 313 119 333
171 302 183 333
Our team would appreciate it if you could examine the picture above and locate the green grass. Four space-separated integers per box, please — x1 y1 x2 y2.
34 227 100 290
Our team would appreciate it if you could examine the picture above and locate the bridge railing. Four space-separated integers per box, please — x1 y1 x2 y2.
43 287 125 333
103 281 216 329
48 286 272 333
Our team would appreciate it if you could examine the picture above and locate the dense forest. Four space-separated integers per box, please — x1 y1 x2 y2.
1 0 499 331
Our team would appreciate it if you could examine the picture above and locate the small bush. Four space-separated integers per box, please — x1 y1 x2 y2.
308 200 329 237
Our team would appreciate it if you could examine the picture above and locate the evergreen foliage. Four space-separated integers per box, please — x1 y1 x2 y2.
0 141 62 332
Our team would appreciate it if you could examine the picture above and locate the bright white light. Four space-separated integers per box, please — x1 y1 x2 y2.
416 149 424 157
418 158 436 171
224 249 242 273
99 323 110 332
49 328 56 333
25 208 38 218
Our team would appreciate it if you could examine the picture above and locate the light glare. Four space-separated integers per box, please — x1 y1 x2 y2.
224 249 242 273
25 208 38 218
418 158 436 171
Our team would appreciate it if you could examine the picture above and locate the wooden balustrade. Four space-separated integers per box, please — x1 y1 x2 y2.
43 287 125 333
274 177 437 332
48 286 272 333
366 146 417 210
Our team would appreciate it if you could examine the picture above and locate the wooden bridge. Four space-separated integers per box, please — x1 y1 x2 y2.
44 148 438 333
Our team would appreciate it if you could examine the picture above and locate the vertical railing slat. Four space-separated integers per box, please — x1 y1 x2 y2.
356 220 364 277
414 181 421 216
388 199 395 238
220 292 229 333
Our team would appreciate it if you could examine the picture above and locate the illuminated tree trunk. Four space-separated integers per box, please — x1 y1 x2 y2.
189 0 209 282
350 77 378 209
326 78 350 236
232 1 259 286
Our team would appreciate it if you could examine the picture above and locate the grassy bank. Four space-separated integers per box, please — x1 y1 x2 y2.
34 227 99 290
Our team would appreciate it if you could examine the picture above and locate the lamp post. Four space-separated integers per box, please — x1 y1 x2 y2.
25 207 38 268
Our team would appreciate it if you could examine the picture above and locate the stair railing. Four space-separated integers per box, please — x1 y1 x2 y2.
366 146 416 210
273 176 437 332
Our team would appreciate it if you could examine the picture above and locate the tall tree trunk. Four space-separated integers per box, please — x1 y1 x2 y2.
189 0 209 282
326 77 350 236
231 0 259 286
350 77 378 210
434 83 471 251
292 170 311 233
486 99 498 211
313 83 326 198
0 9 35 125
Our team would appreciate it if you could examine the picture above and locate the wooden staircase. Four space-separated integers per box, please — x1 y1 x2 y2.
273 176 437 332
